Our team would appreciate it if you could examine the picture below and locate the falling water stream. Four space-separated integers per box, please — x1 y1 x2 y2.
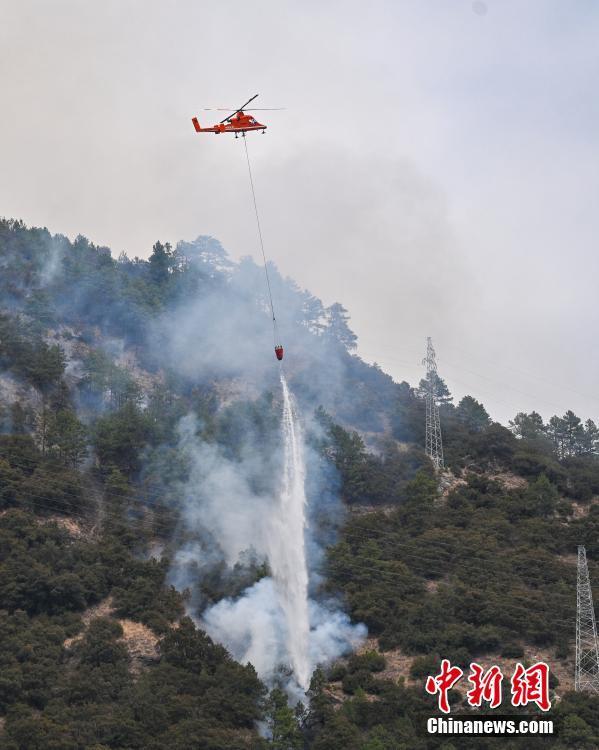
268 372 311 690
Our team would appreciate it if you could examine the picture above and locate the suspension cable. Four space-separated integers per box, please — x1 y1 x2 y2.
242 135 278 345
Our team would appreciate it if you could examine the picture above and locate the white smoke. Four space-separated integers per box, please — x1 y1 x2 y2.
169 384 366 697
171 412 272 566
204 578 366 701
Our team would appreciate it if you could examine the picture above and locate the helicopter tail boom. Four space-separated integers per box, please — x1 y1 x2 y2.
192 117 224 133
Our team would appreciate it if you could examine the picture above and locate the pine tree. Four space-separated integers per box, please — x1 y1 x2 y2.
149 241 174 285
581 419 599 455
563 410 584 457
46 409 88 466
456 395 490 431
266 689 304 750
417 372 453 406
546 414 567 458
509 411 545 439
324 303 357 351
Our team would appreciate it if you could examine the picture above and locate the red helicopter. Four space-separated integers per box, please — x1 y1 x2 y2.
192 94 281 138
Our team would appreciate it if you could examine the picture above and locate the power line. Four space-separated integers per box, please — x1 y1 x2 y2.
1 462 584 585
3 451 595 565
0 476 583 638
0 493 579 633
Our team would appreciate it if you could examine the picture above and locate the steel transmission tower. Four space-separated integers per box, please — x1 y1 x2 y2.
576 545 599 693
422 337 444 471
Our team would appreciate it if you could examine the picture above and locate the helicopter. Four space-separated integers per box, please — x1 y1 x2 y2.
191 94 285 362
191 94 282 137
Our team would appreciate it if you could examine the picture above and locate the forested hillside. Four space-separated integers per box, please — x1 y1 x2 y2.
1 218 598 749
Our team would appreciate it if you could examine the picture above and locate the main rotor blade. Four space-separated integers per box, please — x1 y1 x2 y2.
219 93 259 123
238 93 259 111
202 107 285 111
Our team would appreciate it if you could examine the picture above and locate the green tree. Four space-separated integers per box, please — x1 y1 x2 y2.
580 419 599 455
509 411 545 439
0 459 21 509
28 343 66 391
93 402 151 474
522 474 560 517
561 714 596 749
312 713 360 750
159 617 228 673
305 668 335 734
76 618 129 667
10 402 29 433
404 469 438 505
149 241 175 286
546 414 567 458
324 303 358 351
46 409 87 466
563 410 584 457
545 411 586 458
82 350 141 408
455 395 490 432
36 402 51 455
266 689 303 750
417 372 452 406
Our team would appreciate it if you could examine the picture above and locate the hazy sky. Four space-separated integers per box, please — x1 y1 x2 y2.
2 0 598 424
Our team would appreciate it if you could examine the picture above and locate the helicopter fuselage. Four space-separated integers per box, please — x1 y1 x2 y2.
192 111 266 135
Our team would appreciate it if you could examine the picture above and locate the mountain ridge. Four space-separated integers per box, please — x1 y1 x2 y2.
1 217 599 748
